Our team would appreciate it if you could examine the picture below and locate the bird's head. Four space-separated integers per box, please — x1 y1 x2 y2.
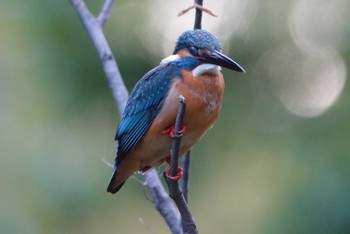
173 29 245 73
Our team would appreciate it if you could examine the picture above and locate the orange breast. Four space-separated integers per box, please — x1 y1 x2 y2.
115 70 225 185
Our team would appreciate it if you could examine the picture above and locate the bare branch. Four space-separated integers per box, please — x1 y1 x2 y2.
169 96 186 178
70 0 128 115
97 0 115 27
177 5 195 17
181 151 191 202
101 157 114 168
164 96 198 234
194 3 217 17
178 2 217 18
70 0 94 20
194 0 203 30
144 170 183 234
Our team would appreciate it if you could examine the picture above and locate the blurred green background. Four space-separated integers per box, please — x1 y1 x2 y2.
1 0 350 233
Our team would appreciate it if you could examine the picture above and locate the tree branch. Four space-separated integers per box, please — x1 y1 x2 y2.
70 0 128 115
178 2 217 18
144 170 182 234
97 0 115 27
181 151 191 202
164 96 198 234
194 0 204 30
70 1 182 232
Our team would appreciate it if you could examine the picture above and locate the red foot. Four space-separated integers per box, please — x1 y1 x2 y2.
165 167 183 181
161 125 186 137
164 156 183 181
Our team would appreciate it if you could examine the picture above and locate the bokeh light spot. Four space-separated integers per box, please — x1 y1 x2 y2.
266 43 346 118
143 0 258 57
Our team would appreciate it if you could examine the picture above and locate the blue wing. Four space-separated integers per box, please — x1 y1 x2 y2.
114 62 181 166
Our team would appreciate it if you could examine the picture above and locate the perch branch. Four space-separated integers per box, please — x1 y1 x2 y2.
70 1 182 233
164 96 198 234
97 0 115 27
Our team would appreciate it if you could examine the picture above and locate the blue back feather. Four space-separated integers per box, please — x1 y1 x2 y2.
116 63 176 165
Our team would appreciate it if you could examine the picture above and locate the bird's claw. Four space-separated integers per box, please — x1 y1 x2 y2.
164 156 183 181
165 167 184 181
161 125 186 138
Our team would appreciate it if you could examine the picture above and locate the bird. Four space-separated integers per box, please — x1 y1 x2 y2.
107 29 245 194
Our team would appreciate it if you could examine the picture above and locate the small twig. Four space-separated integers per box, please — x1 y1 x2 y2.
195 3 217 17
178 5 195 16
138 216 158 234
97 0 115 27
181 151 191 203
178 2 217 18
164 96 198 234
101 157 114 168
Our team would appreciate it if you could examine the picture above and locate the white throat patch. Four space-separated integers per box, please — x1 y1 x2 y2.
192 64 221 77
160 55 180 65
160 56 222 77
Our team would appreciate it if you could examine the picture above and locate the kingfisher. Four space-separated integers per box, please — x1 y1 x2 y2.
107 29 245 194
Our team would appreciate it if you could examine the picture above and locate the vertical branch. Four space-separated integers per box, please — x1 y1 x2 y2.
170 96 187 177
194 0 204 30
181 151 191 202
165 96 198 234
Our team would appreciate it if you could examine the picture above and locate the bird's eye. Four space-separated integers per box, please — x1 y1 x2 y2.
188 46 198 56
198 49 211 56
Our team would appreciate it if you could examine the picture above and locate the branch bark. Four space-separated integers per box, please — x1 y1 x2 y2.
144 170 182 234
70 1 182 233
194 0 204 30
70 0 128 115
164 96 198 234
181 151 191 202
97 0 115 27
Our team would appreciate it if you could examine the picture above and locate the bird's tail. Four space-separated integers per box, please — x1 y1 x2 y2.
107 166 125 194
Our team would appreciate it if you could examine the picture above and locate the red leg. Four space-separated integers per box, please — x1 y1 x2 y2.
161 125 186 138
165 167 184 181
164 156 184 181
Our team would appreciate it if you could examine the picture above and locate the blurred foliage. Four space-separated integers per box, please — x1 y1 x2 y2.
1 0 350 233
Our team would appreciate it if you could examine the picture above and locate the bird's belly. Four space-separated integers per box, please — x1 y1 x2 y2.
181 98 221 151
134 109 219 171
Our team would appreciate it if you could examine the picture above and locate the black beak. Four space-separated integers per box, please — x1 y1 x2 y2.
199 50 246 73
